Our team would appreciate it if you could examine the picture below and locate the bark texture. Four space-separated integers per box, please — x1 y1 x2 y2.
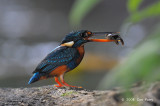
0 82 160 106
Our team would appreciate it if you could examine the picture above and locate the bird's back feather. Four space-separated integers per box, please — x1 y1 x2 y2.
33 46 78 74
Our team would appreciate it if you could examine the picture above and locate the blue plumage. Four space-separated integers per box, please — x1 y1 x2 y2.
28 30 123 88
28 45 81 84
28 30 89 86
67 60 77 70
32 46 79 75
28 72 41 84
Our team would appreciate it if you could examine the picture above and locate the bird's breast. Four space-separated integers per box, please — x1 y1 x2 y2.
76 45 85 64
66 46 85 71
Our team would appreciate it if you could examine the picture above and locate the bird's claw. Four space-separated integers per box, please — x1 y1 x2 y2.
74 86 82 88
54 84 82 88
54 84 64 87
67 86 83 88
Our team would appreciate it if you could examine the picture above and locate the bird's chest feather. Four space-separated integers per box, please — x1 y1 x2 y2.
67 46 84 70
76 46 85 64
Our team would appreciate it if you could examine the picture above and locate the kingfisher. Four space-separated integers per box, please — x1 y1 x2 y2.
28 30 124 88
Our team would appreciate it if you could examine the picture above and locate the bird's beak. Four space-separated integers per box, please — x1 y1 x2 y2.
87 32 124 45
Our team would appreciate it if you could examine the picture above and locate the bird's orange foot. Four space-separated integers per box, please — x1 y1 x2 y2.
60 79 83 88
64 85 83 88
62 82 82 88
66 85 82 88
54 84 64 87
69 86 82 88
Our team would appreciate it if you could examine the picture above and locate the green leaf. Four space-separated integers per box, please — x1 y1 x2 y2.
99 24 160 89
69 0 101 27
129 1 160 23
127 0 143 13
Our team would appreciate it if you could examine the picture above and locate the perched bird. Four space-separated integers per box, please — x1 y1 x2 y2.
28 30 124 88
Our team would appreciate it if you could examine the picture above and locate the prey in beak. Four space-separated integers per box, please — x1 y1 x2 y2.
87 32 124 45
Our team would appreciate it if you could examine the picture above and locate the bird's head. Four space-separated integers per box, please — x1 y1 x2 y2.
60 30 124 47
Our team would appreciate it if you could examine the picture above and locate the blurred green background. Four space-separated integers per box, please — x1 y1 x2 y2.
0 0 160 90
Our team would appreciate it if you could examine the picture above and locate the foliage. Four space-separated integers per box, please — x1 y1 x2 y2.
69 0 101 27
127 0 143 14
99 24 160 89
99 0 160 89
127 1 160 23
69 0 160 89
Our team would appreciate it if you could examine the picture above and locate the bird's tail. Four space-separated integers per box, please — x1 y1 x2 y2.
28 72 41 84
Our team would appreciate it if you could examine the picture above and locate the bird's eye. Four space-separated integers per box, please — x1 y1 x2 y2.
80 31 92 38
80 33 88 38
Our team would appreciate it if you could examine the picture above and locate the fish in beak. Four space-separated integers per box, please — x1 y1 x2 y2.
87 32 124 45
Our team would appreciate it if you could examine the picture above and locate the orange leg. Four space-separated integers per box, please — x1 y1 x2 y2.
60 74 82 88
54 77 64 87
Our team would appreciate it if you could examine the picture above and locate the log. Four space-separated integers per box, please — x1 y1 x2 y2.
0 82 160 106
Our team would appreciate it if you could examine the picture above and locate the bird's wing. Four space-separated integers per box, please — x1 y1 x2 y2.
33 46 78 74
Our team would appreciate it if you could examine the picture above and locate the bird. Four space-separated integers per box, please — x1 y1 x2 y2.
28 30 124 88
